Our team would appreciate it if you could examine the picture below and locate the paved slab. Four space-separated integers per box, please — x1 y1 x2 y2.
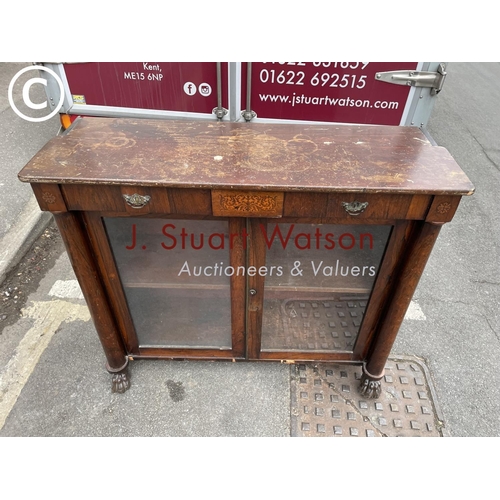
0 63 59 282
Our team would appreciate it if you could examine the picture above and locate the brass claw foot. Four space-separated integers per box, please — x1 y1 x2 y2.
107 359 130 394
111 370 130 393
359 365 383 399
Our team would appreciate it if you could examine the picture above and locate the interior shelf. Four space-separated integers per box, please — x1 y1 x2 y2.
121 282 370 295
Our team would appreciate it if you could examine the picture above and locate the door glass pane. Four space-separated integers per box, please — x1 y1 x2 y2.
104 218 232 349
261 223 392 352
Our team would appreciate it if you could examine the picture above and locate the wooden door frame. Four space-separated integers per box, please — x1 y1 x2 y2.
84 212 247 360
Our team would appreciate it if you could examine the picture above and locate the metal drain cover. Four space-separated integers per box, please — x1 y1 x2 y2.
262 295 369 352
291 356 447 437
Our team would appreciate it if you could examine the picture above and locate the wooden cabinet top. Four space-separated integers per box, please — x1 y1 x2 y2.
19 117 474 196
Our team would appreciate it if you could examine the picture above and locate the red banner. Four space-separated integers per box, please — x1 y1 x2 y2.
64 62 225 114
243 62 418 125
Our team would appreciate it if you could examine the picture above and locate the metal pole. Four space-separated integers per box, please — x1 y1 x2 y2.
216 62 222 120
213 62 227 120
242 62 256 121
246 62 252 114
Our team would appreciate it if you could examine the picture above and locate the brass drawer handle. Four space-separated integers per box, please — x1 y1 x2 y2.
123 193 151 209
342 201 368 216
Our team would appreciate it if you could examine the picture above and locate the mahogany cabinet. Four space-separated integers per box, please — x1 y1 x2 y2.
18 117 474 396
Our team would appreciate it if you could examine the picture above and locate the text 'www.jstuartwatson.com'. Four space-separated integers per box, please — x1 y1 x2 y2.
258 93 400 110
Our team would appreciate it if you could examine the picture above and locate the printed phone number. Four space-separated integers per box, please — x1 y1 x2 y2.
259 62 370 89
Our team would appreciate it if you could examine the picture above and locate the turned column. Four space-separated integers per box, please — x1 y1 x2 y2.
359 194 464 398
359 221 443 398
53 210 130 393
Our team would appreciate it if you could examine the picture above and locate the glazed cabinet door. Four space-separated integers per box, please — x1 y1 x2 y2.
86 214 246 359
247 219 394 361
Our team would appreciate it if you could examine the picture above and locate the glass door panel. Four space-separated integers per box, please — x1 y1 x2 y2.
104 218 232 350
260 223 392 353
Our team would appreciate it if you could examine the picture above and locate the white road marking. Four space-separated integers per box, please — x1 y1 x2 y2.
0 299 90 430
48 279 84 300
405 300 427 321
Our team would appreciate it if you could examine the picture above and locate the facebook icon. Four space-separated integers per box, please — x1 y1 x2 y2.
183 82 197 96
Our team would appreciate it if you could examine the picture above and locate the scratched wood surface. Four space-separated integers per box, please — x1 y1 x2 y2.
18 117 474 195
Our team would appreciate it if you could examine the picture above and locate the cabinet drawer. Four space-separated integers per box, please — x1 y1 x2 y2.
327 193 431 220
62 185 171 214
62 185 431 220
